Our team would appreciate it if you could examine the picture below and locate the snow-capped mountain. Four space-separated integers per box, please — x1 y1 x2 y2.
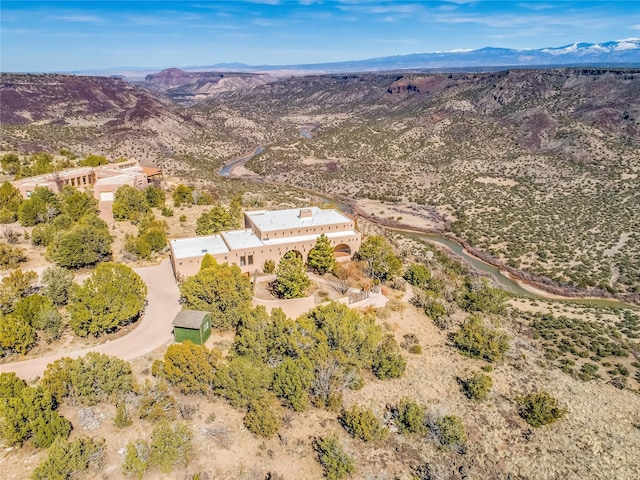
200 39 640 72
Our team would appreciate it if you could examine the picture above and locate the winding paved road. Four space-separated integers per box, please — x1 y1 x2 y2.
0 259 181 381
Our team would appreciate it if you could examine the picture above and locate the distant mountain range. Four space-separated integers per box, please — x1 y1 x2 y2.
69 39 640 79
204 39 640 73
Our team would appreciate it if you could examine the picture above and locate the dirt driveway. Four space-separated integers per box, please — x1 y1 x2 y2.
0 259 181 381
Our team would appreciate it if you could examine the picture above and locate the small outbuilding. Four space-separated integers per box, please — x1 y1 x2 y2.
172 310 212 345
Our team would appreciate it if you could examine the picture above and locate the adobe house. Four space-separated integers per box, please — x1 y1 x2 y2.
12 159 155 202
171 310 212 345
169 206 361 279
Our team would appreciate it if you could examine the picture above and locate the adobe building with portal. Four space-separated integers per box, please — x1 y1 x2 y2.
12 160 162 202
169 206 361 278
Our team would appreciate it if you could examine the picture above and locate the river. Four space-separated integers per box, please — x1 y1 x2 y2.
219 149 637 310
220 147 264 177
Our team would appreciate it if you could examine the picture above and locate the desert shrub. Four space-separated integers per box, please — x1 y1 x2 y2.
115 402 133 429
428 414 467 450
457 279 507 314
263 259 276 274
200 253 217 271
453 315 510 362
124 215 168 260
0 269 38 314
41 352 135 406
80 154 107 166
214 356 272 408
394 398 426 434
0 242 27 268
150 421 193 474
161 341 221 394
31 436 105 480
195 202 237 235
340 404 388 441
31 223 57 247
272 356 314 411
68 262 147 337
307 302 381 368
12 294 61 334
46 215 112 268
0 385 71 448
0 372 27 398
18 186 59 226
40 266 74 305
138 380 176 423
113 185 150 222
161 206 174 217
357 235 401 281
243 397 282 438
409 344 422 354
144 185 165 207
0 207 17 224
59 187 98 221
579 362 600 381
423 297 448 327
516 391 567 427
372 334 406 379
124 234 151 260
314 434 355 480
122 439 150 479
0 313 37 354
172 184 194 206
404 263 431 288
179 262 252 330
462 372 492 400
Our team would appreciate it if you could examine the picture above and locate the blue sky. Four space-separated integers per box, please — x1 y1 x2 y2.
1 1 639 72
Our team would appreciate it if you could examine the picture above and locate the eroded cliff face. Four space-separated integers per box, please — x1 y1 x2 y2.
143 68 275 103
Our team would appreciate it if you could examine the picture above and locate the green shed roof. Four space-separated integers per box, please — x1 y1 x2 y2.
172 310 210 329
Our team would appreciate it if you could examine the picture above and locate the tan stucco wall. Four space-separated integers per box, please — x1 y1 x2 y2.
170 230 361 279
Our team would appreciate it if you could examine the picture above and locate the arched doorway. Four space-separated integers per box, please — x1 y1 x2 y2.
283 250 304 262
334 244 351 258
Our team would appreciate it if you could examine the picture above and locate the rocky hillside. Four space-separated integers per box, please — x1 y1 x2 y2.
143 68 276 104
210 68 640 295
0 73 202 170
1 68 639 295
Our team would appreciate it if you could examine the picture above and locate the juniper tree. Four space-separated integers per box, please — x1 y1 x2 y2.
308 233 336 275
274 251 310 299
68 262 147 337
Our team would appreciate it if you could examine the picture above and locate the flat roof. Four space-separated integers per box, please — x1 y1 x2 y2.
221 229 264 250
58 167 94 178
262 229 358 246
94 174 138 186
173 310 210 329
245 207 350 233
171 235 230 259
13 178 57 187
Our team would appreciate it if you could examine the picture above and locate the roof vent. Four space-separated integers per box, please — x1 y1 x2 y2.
299 208 313 219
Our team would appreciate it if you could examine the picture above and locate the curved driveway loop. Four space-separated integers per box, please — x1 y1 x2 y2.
0 259 181 381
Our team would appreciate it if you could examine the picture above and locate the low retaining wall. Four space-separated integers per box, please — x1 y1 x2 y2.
252 294 351 319
252 295 316 319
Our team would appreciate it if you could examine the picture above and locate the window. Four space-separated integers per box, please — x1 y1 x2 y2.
248 255 254 265
240 256 246 266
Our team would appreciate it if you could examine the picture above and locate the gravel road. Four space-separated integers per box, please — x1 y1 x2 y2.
0 259 181 381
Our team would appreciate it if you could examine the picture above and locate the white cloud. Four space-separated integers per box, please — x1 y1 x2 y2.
58 14 104 23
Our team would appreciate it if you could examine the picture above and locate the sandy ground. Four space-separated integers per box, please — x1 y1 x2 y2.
3 290 639 480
